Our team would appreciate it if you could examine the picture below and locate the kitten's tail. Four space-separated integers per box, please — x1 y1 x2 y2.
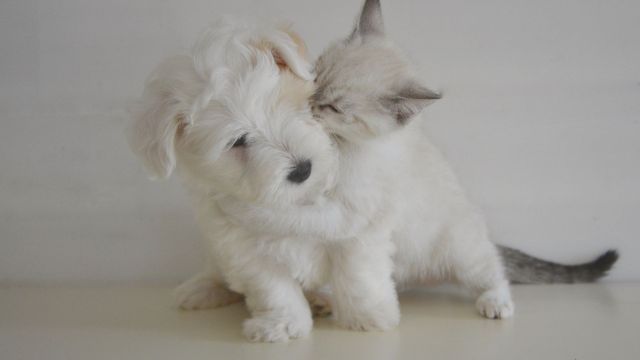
498 245 619 284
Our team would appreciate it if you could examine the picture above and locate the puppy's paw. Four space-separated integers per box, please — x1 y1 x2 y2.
243 314 312 342
174 275 242 310
476 288 514 319
336 301 400 331
305 291 332 318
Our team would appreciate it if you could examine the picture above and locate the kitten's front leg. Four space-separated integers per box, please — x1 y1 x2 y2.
447 215 514 319
329 237 400 331
239 272 313 342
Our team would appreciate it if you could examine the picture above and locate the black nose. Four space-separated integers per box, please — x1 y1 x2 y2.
287 160 312 184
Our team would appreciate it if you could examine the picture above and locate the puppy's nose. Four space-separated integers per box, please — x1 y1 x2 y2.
287 160 312 184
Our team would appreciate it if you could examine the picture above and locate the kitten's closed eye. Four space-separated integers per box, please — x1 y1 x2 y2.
318 104 342 114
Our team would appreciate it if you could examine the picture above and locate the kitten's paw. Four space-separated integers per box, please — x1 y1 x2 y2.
336 301 400 331
305 291 332 318
174 275 242 310
476 288 514 319
243 314 312 342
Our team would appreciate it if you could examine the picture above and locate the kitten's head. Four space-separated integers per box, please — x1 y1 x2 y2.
312 0 440 142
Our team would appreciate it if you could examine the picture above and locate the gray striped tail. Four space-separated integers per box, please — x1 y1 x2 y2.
498 245 619 284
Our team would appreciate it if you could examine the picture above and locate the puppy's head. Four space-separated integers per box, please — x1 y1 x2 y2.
129 19 336 206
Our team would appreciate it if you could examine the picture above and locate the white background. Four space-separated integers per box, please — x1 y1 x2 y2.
1 0 638 285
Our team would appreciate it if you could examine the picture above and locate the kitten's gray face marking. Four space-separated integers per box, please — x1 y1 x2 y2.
313 0 440 142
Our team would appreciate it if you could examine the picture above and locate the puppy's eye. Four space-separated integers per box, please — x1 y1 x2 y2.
319 104 341 114
232 134 248 148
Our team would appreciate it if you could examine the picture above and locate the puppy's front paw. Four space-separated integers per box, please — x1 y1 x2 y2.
335 300 400 331
174 275 242 310
476 288 514 319
243 314 312 342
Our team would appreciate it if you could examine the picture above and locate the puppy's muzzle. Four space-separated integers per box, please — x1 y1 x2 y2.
287 159 312 184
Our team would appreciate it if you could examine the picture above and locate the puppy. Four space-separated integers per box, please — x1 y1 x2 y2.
129 19 337 342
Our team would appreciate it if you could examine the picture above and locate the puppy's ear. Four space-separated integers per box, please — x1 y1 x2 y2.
128 57 191 180
380 80 441 125
264 27 314 80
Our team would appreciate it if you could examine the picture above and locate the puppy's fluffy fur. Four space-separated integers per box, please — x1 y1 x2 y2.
130 19 339 342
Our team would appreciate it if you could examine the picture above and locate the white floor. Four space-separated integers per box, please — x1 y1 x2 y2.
1 284 638 360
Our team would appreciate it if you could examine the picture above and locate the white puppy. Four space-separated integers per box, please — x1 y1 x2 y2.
129 19 338 342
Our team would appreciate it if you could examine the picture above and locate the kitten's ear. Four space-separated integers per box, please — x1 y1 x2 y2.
350 0 385 40
381 81 441 124
266 27 314 80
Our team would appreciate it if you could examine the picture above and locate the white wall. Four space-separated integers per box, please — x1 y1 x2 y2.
1 0 638 284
